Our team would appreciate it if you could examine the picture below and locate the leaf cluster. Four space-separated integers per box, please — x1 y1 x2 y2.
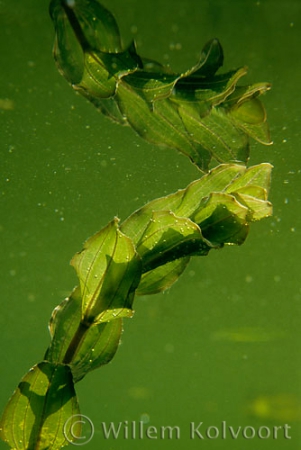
0 163 272 449
0 1 273 449
49 0 271 171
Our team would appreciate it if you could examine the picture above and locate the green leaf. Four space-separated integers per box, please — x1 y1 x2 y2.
124 70 179 102
223 82 271 109
116 83 207 168
45 287 82 363
225 163 272 220
71 218 141 325
193 192 250 245
136 211 213 273
50 0 141 97
0 362 79 450
153 99 212 169
120 190 182 245
49 0 86 84
229 97 272 145
178 104 250 165
77 42 142 99
50 0 123 54
45 287 123 382
69 318 122 382
136 257 190 295
174 164 246 218
225 162 272 193
225 82 272 145
192 38 224 77
174 67 247 106
234 190 272 221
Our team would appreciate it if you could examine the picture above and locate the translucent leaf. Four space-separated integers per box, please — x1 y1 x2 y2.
50 0 141 97
120 189 184 245
193 192 250 245
0 362 79 450
77 52 121 98
229 98 272 145
46 287 83 363
179 105 249 165
153 99 211 168
136 257 190 295
225 83 272 145
124 71 179 102
50 0 123 54
116 83 206 168
136 211 214 273
234 193 272 221
191 163 272 227
77 42 142 99
192 38 224 77
50 0 85 83
45 287 123 382
69 318 122 382
225 162 272 193
223 82 271 108
174 67 247 106
174 164 246 218
71 218 141 325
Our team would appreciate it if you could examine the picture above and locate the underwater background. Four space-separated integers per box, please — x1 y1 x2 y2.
1 0 300 448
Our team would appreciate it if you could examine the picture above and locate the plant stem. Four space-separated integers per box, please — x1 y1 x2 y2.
62 321 90 364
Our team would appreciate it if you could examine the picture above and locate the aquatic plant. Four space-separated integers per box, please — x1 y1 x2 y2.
49 0 271 172
0 0 273 448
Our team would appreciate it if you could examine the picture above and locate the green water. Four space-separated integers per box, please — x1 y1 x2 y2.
1 0 300 449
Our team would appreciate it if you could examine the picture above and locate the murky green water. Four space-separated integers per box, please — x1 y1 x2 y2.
1 0 300 448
